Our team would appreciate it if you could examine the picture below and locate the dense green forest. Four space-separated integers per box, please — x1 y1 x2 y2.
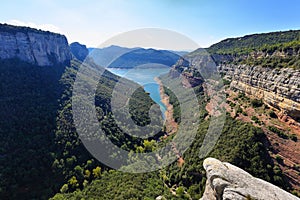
0 56 290 199
0 59 66 199
207 30 300 55
203 30 300 69
50 63 289 199
0 58 164 199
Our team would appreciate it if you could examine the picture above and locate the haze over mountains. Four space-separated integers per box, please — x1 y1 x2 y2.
86 45 186 69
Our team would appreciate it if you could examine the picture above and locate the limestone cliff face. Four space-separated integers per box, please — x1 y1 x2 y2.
219 64 300 120
201 158 299 200
0 24 71 66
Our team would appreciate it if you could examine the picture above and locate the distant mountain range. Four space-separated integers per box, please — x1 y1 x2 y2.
86 45 188 68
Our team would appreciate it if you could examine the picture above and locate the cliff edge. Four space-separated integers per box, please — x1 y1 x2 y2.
0 23 71 66
200 158 300 200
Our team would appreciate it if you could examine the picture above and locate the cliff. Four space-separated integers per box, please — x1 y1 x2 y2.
219 64 300 120
0 23 71 66
201 158 300 200
70 42 89 62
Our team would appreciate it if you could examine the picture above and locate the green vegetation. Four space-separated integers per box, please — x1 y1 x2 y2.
251 116 261 124
0 59 66 199
2 30 298 198
53 115 289 200
251 99 264 108
269 110 278 118
0 22 64 36
205 30 300 69
268 126 289 139
207 30 300 55
275 155 284 164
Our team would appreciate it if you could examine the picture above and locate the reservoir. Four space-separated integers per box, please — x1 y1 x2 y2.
107 67 170 118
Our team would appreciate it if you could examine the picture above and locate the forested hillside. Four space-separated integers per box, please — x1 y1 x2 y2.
0 59 66 199
0 24 298 199
203 30 300 69
51 70 290 199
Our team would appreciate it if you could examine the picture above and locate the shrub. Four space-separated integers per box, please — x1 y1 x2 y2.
275 155 283 164
251 116 260 124
269 110 277 118
237 107 243 114
290 134 298 142
223 78 231 85
229 102 235 108
268 126 288 139
251 99 264 107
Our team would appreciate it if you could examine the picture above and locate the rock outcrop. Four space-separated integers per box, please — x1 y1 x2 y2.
219 64 300 120
70 42 89 62
0 23 71 66
201 158 300 200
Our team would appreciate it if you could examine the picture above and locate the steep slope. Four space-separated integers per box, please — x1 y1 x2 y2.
51 30 300 200
70 42 89 62
0 24 71 199
0 24 161 199
219 65 300 121
0 23 71 66
208 29 300 55
170 29 300 196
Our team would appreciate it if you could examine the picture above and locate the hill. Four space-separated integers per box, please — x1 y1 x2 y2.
207 30 300 55
89 45 181 68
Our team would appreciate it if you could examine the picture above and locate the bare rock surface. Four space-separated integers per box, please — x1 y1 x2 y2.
0 23 71 66
200 158 300 200
219 64 300 120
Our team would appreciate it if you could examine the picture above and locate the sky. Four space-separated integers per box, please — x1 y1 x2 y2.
1 0 300 50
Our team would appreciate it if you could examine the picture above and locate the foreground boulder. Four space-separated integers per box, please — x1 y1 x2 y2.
200 158 299 200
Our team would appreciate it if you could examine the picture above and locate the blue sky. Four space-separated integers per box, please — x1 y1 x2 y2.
1 0 300 49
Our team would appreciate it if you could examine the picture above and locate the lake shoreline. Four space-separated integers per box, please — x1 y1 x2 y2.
155 77 184 167
154 77 178 136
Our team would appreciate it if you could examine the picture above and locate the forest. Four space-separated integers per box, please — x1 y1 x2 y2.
1 27 299 199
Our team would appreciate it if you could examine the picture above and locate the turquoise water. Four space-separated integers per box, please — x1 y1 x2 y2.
107 67 170 118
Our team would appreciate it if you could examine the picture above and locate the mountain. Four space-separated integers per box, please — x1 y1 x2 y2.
206 30 300 69
171 29 300 196
207 30 300 55
0 24 160 199
108 48 181 68
0 23 71 199
0 23 299 199
88 45 181 68
0 23 71 66
70 42 89 61
88 45 138 67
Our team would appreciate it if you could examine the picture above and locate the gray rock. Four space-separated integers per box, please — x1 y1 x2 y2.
200 158 300 200
219 64 300 119
0 23 71 66
70 42 89 62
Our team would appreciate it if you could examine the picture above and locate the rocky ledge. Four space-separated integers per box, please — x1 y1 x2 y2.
0 23 71 66
201 158 299 200
219 64 300 120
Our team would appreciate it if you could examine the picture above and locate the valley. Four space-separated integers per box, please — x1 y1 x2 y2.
0 23 299 199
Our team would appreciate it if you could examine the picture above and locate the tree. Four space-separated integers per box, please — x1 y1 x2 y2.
60 184 68 193
68 176 79 188
92 166 101 178
84 169 91 179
